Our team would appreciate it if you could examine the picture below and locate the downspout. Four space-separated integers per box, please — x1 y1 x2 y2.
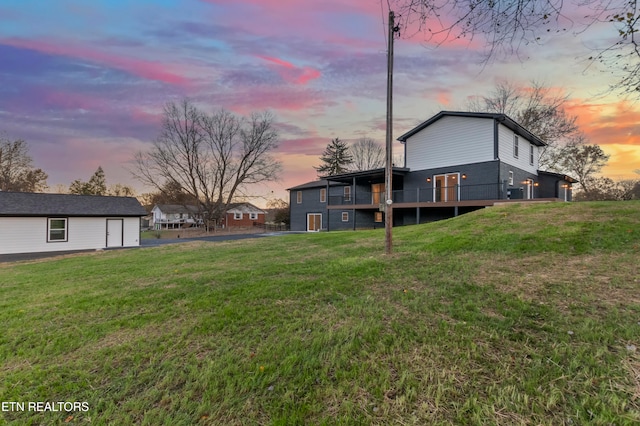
325 181 330 232
494 117 503 199
352 177 356 231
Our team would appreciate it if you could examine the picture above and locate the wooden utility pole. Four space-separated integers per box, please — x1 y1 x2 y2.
385 11 398 255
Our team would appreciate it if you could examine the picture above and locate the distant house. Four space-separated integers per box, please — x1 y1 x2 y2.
151 204 201 230
151 202 266 229
222 203 266 228
0 192 147 255
289 111 577 232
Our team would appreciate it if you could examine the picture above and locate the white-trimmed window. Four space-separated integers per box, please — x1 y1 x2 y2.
249 213 258 220
234 212 242 220
320 188 326 203
513 135 519 158
48 218 68 242
296 191 302 204
344 186 351 202
341 212 349 222
529 145 535 165
508 171 514 186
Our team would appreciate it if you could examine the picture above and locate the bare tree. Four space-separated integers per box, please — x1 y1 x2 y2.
392 0 640 97
0 136 48 192
350 138 385 171
467 80 579 169
133 99 281 229
557 142 610 197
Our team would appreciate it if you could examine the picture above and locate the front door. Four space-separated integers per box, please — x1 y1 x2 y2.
107 219 124 247
307 213 322 232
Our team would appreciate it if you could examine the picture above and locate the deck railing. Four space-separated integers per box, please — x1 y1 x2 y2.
328 183 511 206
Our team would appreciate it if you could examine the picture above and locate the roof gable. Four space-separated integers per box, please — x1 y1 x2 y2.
0 192 147 217
397 111 546 147
226 203 265 214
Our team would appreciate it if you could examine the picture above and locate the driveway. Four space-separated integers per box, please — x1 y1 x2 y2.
0 232 293 264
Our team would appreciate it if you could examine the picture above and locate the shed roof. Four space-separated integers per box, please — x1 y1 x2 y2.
0 192 147 217
397 111 547 147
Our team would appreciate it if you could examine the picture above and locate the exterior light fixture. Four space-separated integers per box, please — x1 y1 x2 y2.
461 174 467 179
426 177 431 182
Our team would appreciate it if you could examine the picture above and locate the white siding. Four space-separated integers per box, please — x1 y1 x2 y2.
497 123 539 174
0 217 140 255
405 116 494 171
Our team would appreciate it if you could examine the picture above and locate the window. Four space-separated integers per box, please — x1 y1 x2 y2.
48 218 68 242
513 135 519 158
320 188 326 203
374 212 383 222
344 186 351 202
296 191 302 204
249 213 258 220
529 145 535 165
341 212 349 222
508 171 514 186
234 212 242 220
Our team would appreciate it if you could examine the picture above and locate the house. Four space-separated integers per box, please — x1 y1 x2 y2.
0 191 147 255
289 111 576 232
151 202 266 229
151 204 201 230
222 203 266 228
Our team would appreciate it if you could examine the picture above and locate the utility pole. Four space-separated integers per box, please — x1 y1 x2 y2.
385 11 399 255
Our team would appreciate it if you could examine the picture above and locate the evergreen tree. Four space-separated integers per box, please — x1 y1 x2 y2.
69 166 107 195
314 138 353 177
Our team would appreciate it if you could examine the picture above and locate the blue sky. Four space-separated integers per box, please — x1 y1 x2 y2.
1 0 638 202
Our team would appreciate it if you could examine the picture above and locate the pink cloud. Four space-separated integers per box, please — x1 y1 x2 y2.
258 55 321 85
2 38 189 86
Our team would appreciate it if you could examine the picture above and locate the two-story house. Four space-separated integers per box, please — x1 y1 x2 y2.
289 111 576 232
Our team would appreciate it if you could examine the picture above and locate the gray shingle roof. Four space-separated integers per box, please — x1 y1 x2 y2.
0 192 147 217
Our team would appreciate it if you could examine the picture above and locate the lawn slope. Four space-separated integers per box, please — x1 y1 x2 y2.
1 201 639 425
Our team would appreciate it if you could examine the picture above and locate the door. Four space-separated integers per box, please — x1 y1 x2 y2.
307 213 322 232
106 219 124 247
371 183 385 205
434 173 459 202
525 179 534 199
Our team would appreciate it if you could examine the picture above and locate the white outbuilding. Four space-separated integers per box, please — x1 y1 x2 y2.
0 191 147 255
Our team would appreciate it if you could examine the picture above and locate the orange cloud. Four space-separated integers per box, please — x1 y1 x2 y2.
567 100 640 146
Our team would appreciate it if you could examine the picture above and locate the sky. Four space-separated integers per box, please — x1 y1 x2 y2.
1 0 639 205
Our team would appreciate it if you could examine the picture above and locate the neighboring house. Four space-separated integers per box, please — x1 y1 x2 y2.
289 111 577 232
222 203 266 228
0 192 147 255
151 204 201 230
151 202 266 229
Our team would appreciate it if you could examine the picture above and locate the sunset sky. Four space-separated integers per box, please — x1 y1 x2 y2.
1 0 639 204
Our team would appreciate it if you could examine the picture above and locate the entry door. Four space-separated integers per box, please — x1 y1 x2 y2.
107 219 124 247
525 179 534 199
371 183 385 205
434 173 459 202
307 214 322 232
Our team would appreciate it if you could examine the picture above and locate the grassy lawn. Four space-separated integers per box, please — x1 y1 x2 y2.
1 201 639 425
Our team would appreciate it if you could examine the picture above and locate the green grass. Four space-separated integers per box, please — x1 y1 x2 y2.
1 201 639 425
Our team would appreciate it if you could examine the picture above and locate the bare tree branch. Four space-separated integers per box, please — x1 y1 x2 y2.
132 99 281 229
